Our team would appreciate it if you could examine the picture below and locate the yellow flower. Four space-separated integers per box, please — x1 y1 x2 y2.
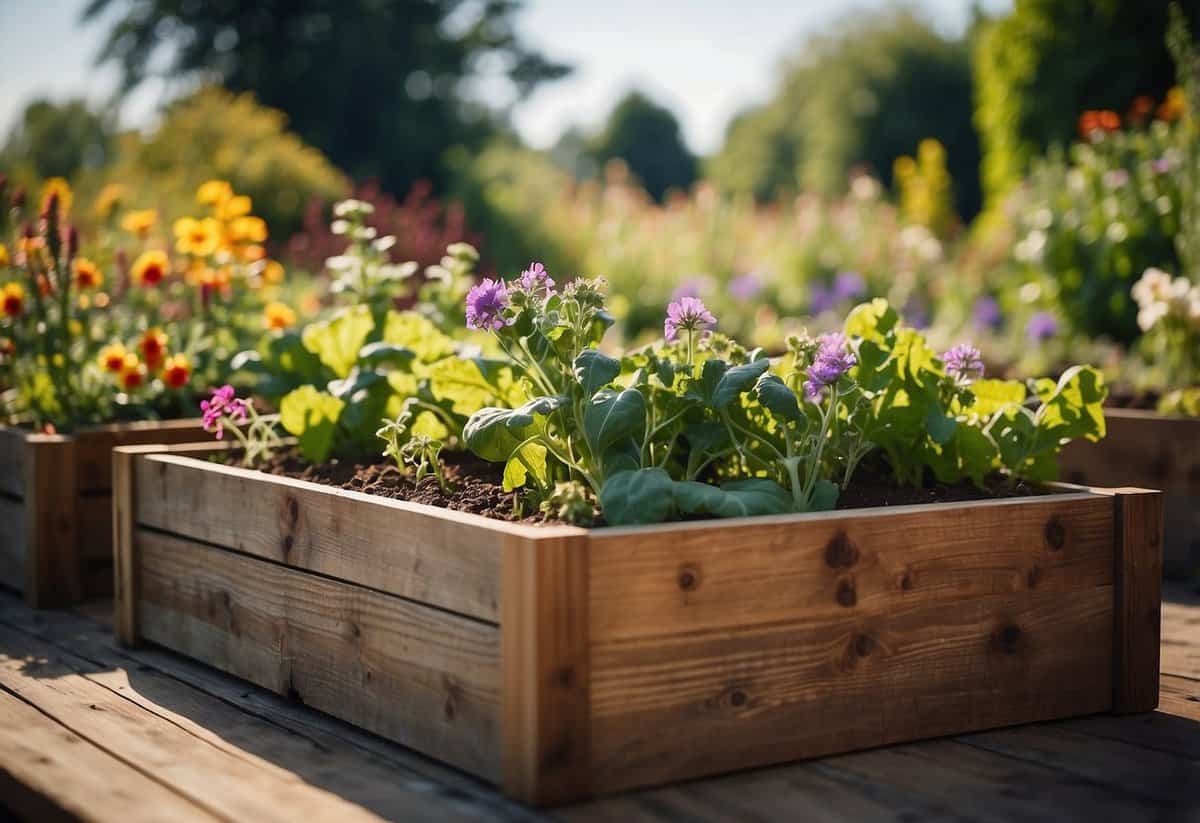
119 352 146 390
2 282 25 317
73 257 104 290
98 343 127 373
0 244 8 268
240 244 266 263
132 250 169 287
1159 86 1187 122
39 177 73 217
68 319 83 336
161 353 192 389
173 217 221 257
218 194 253 221
196 180 233 206
121 209 159 236
93 183 127 218
263 260 285 284
229 215 267 243
264 301 297 330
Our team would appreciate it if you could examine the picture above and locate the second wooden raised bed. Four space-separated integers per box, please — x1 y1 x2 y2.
1060 408 1200 579
114 442 1163 806
0 419 206 607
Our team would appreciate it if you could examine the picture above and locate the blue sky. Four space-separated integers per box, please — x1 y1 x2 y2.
0 0 1008 156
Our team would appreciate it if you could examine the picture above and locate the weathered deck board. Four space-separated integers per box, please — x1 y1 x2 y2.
0 585 1198 822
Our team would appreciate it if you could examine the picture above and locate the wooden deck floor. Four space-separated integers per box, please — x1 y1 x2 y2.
0 586 1197 822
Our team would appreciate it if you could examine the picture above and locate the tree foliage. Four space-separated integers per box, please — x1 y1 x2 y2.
708 8 980 218
84 0 569 198
973 0 1200 204
588 91 697 201
0 99 115 182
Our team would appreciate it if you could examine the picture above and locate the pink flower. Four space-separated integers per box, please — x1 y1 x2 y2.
201 384 249 439
664 296 716 342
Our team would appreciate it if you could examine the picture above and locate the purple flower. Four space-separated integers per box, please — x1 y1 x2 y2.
942 343 985 383
1103 169 1130 189
671 276 710 300
1153 157 1173 174
833 270 867 301
903 298 930 330
465 278 511 331
1026 311 1058 343
972 296 1002 331
518 261 555 296
664 296 716 342
201 385 249 439
729 272 763 300
809 283 834 314
804 332 857 400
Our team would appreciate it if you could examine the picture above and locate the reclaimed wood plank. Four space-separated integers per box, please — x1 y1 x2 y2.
134 527 503 781
1162 597 1200 680
501 530 591 806
589 493 1114 641
72 418 207 492
0 425 26 498
0 494 24 594
1064 675 1200 759
0 690 215 823
1109 489 1164 713
588 586 1114 794
135 452 514 622
24 434 80 608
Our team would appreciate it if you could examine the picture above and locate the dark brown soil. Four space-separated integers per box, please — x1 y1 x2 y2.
236 450 1050 526
1106 387 1160 411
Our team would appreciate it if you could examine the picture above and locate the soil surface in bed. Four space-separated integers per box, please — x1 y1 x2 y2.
238 451 1047 526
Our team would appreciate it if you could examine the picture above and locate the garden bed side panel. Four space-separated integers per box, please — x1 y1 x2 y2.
115 446 545 783
1059 409 1200 579
0 420 206 608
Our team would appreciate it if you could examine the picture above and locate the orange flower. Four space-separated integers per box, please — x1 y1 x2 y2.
0 244 9 268
218 195 253 221
139 327 169 369
73 257 104 290
121 209 158 236
229 215 267 244
1159 87 1186 122
0 337 14 357
263 301 297 330
17 235 45 266
119 353 146 390
161 353 192 389
98 343 127 373
196 180 233 206
262 260 285 284
173 217 221 257
1078 109 1120 140
240 244 266 263
132 250 169 287
39 177 73 217
93 183 126 218
1 282 24 317
1129 95 1154 123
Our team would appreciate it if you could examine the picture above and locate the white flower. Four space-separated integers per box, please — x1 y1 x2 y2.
373 235 397 252
1018 281 1042 304
1138 301 1168 332
425 265 452 285
377 262 418 281
331 219 349 235
1132 268 1173 307
333 199 374 217
1014 229 1047 264
325 255 359 273
850 174 881 201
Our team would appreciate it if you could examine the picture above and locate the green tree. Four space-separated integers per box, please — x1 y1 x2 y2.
974 0 1200 205
0 98 114 181
589 91 697 201
708 8 981 218
84 0 569 198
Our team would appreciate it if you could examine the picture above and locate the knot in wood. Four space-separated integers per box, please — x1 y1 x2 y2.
854 633 874 657
824 531 859 568
729 689 747 707
836 577 857 608
1043 518 1065 551
996 624 1022 654
678 565 700 592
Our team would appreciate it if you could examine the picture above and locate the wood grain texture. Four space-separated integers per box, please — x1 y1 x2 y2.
71 418 207 492
114 445 168 645
588 586 1115 794
135 452 514 622
501 529 591 806
23 434 80 608
0 690 215 823
135 527 504 780
589 492 1114 641
0 425 26 498
1110 488 1164 714
0 494 25 594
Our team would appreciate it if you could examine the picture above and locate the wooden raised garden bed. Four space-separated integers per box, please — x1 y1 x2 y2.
114 442 1164 807
1060 408 1200 579
0 419 206 607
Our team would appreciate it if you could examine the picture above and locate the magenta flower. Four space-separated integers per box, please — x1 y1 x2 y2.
942 343 985 383
664 296 716 342
465 278 511 331
518 261 555 296
201 385 249 439
804 333 857 400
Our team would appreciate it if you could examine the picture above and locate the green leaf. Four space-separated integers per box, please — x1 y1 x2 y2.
382 310 455 361
924 405 958 445
573 349 621 396
844 298 898 342
599 468 676 525
427 357 502 416
279 386 346 463
463 397 567 463
970 379 1027 418
502 443 548 492
754 373 802 424
600 437 643 476
806 478 840 512
302 305 375 378
583 388 647 456
673 478 793 519
358 342 417 369
1036 365 1107 443
712 359 771 409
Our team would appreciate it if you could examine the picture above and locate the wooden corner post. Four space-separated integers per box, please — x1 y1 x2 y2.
113 445 166 646
22 435 79 609
500 528 591 806
1109 487 1163 714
